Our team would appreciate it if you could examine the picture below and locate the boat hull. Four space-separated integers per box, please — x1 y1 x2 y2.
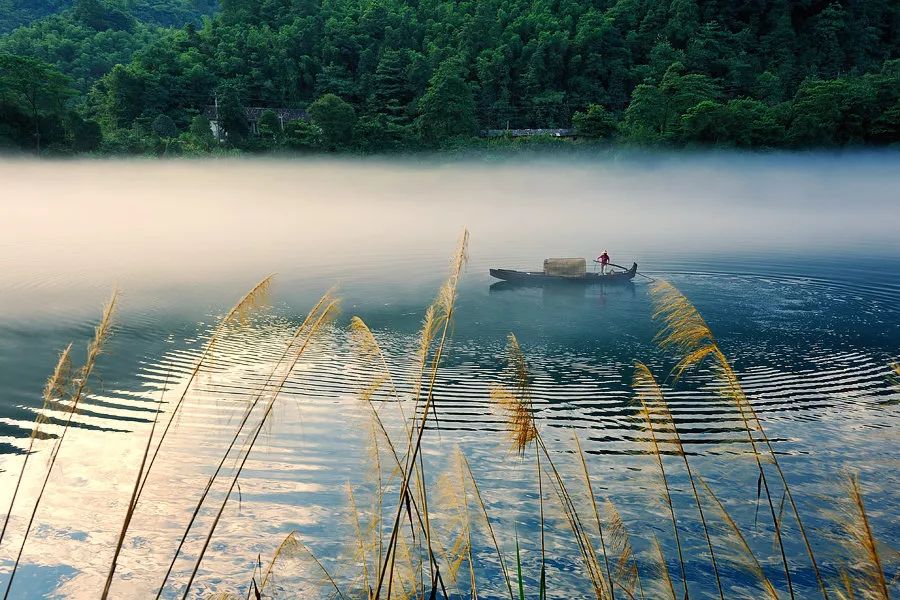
489 262 638 285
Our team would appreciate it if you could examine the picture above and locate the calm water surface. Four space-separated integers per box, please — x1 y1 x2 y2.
0 155 898 599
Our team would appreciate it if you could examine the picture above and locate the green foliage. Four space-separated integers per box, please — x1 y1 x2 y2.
283 119 322 150
573 104 616 139
151 113 178 138
216 82 249 144
0 53 75 151
417 59 477 145
1 0 898 154
308 93 356 149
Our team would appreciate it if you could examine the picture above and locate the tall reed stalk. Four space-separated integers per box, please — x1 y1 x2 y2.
836 473 891 600
134 275 273 502
699 478 779 599
651 280 830 599
178 294 339 598
3 290 118 600
492 333 613 599
0 343 72 548
633 362 724 600
373 230 468 600
634 374 689 600
155 292 334 597
101 372 169 599
574 433 615 600
490 333 545 599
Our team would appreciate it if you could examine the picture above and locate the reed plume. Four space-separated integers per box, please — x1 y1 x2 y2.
260 530 347 599
834 473 892 600
135 275 273 502
651 280 831 600
633 363 689 600
633 361 724 600
4 289 118 600
650 535 678 600
154 291 335 598
0 343 72 548
603 500 643 600
178 294 340 598
699 478 779 600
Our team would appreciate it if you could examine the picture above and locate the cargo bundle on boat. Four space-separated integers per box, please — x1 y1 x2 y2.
543 258 587 278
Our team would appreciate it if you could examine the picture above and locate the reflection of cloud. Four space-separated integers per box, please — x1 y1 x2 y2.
2 156 899 320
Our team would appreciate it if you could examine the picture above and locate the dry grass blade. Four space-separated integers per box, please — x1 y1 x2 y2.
699 478 779 600
0 343 72 547
460 449 515 600
259 531 299 594
346 482 372 595
3 289 118 600
539 442 609 600
633 362 724 599
837 473 891 600
374 229 468 600
102 373 169 599
155 291 336 598
260 530 347 599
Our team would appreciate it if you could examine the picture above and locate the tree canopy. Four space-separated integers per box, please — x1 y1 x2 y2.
0 0 897 154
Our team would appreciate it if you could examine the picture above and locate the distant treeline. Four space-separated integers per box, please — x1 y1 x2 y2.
0 0 898 155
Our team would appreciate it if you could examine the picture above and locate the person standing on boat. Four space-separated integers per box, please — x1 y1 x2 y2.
597 251 610 274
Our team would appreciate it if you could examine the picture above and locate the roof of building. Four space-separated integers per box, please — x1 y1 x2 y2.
480 128 575 138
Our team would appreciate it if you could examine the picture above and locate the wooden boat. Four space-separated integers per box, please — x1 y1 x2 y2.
490 262 638 285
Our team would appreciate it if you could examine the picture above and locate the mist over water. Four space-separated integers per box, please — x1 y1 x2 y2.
0 153 898 598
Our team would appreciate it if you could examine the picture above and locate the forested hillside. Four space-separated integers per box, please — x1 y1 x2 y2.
1 0 898 154
0 0 216 32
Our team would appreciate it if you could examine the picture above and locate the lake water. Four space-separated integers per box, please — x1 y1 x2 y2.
0 154 898 599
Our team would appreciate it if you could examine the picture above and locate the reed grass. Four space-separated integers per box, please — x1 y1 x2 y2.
699 477 779 600
101 371 169 600
177 293 339 598
135 275 273 503
633 365 689 600
835 473 892 600
4 246 897 600
373 230 468 600
3 289 118 600
154 291 335 598
651 279 830 600
0 343 71 548
632 362 724 600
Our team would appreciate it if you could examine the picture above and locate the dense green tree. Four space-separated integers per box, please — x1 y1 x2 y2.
151 113 178 137
417 58 477 144
283 118 322 149
257 108 281 142
308 93 356 149
216 82 249 144
572 104 617 139
0 53 74 151
1 0 897 153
